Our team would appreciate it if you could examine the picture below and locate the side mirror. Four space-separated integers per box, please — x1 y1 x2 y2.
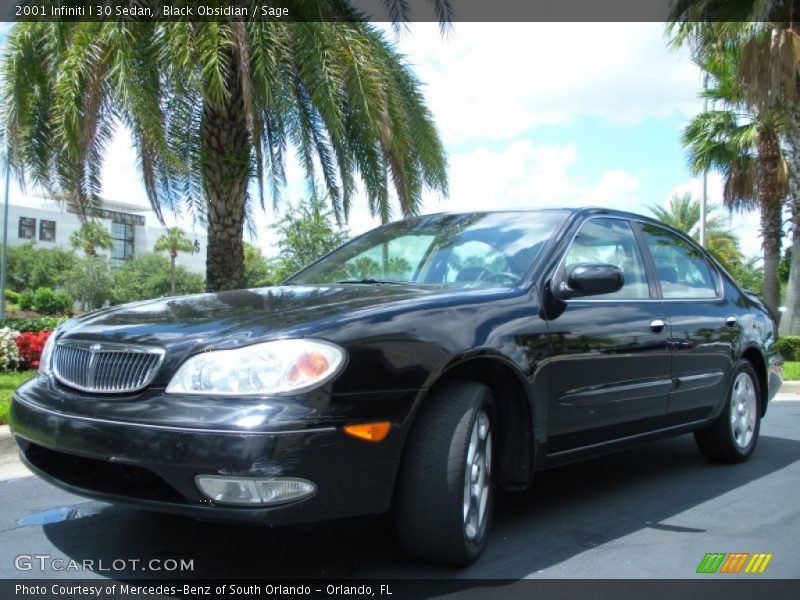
555 263 624 299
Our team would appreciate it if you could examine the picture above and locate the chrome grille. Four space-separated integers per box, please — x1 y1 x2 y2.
53 340 165 393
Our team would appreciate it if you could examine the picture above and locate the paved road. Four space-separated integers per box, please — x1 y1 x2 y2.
1 401 799 581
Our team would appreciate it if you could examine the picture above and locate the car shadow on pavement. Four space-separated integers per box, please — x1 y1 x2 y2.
37 432 800 581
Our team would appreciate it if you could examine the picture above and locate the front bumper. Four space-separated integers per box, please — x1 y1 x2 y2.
10 376 419 524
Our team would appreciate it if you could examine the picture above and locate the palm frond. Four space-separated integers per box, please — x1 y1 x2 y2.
0 11 449 289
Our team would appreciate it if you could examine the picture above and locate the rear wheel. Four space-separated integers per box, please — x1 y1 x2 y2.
395 380 495 565
694 359 761 463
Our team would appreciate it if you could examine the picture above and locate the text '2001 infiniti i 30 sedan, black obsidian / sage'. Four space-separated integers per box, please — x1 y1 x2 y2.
10 208 782 565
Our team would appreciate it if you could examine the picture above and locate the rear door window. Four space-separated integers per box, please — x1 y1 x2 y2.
639 224 718 299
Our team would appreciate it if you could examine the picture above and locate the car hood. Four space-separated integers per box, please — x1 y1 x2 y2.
57 284 446 351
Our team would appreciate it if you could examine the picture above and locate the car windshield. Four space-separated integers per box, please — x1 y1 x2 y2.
287 211 568 288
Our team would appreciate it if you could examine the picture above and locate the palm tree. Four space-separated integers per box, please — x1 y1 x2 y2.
649 193 744 271
154 227 194 296
650 193 704 232
69 220 113 257
680 45 787 312
0 12 448 292
668 6 800 329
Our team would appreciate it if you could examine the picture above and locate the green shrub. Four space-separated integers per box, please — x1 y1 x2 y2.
776 336 800 362
4 289 19 303
110 253 204 304
52 291 73 314
3 242 78 293
0 316 65 332
32 287 73 315
19 290 35 311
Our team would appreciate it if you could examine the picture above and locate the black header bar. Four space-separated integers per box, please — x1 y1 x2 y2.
0 0 690 24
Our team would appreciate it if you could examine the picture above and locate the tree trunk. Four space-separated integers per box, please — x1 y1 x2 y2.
782 233 800 334
169 251 176 296
201 49 250 292
756 127 782 314
780 99 800 334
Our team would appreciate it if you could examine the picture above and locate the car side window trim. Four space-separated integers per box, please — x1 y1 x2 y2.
546 214 725 304
631 220 661 300
632 220 724 302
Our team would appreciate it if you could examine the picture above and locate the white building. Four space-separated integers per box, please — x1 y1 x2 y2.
4 196 207 273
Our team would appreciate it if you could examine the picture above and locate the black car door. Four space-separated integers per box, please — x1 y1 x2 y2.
544 217 672 453
636 222 737 421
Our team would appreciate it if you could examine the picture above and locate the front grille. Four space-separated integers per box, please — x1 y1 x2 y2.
53 340 165 393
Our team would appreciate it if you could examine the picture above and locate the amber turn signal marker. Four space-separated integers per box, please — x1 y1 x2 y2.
343 421 391 442
288 351 331 381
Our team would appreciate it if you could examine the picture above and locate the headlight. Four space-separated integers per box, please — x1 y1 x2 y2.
165 339 346 396
38 330 57 376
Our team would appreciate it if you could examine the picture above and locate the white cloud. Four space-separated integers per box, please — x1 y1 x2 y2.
589 170 643 207
391 23 702 145
311 138 648 243
101 126 147 207
418 139 645 217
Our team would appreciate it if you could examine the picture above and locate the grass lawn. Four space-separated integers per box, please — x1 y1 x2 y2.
783 361 800 382
0 370 35 426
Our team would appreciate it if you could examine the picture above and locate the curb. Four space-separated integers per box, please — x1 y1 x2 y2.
0 424 31 481
779 381 800 394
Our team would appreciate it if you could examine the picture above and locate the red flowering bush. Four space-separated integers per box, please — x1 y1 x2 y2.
14 330 52 370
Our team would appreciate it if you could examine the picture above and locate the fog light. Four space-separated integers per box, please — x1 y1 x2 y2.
195 475 316 506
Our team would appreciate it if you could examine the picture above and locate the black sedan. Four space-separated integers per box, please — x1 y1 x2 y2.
10 208 781 565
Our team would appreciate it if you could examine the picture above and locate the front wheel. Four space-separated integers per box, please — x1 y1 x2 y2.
694 359 761 463
394 380 495 565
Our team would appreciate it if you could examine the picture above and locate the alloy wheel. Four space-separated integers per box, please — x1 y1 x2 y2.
463 410 492 541
730 372 757 449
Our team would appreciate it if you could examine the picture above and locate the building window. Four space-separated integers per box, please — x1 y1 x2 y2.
39 219 56 242
110 221 135 268
67 205 145 227
18 217 35 240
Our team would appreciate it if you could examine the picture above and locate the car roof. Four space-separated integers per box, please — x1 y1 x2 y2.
408 207 665 225
399 207 702 253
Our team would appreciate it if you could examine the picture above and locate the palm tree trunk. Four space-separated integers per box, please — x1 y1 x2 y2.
202 50 249 292
169 252 176 296
782 231 800 334
780 100 800 334
756 127 782 314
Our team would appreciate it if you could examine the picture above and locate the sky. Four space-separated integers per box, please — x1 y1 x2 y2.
2 22 763 259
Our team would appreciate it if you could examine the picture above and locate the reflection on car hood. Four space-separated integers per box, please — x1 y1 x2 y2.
57 284 447 349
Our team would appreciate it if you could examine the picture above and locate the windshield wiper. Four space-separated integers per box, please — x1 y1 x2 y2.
336 278 406 285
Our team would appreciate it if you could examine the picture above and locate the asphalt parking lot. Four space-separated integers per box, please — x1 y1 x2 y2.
0 398 798 581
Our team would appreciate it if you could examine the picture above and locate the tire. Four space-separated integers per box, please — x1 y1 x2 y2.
694 359 761 463
394 380 496 566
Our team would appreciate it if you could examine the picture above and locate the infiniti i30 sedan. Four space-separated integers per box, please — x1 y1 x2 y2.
10 208 781 565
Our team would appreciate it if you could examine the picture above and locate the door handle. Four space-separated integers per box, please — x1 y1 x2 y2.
725 315 738 328
650 319 666 334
